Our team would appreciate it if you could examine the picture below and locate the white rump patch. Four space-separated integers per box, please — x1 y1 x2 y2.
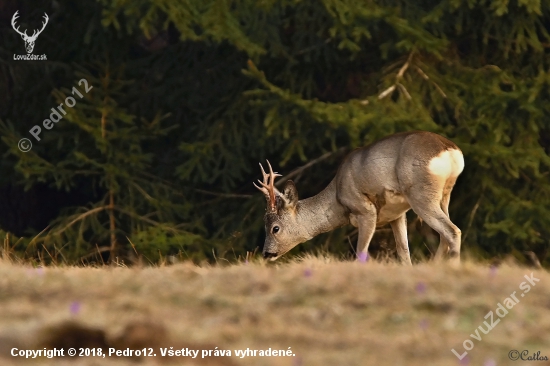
428 149 464 177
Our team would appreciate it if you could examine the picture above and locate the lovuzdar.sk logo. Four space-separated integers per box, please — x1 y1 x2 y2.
11 10 48 61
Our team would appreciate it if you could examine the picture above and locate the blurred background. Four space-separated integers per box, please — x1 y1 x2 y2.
0 0 548 266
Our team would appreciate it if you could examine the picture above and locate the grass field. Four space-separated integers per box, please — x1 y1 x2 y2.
0 257 549 366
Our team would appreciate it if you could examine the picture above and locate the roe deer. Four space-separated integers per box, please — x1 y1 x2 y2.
254 131 464 264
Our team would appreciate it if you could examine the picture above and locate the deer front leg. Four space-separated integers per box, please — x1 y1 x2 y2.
351 209 377 260
390 214 412 265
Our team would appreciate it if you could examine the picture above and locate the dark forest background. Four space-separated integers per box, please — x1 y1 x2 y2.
0 0 549 266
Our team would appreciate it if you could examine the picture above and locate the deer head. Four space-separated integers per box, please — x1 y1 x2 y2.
11 11 49 54
254 161 307 260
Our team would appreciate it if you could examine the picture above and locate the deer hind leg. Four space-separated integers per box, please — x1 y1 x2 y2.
408 188 461 264
390 214 412 265
433 192 451 261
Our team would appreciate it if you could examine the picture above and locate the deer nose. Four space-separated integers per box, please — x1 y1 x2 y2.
263 252 278 259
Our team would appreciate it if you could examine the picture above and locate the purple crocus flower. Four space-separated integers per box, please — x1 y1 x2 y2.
26 267 45 277
70 301 81 315
419 319 429 330
358 252 369 263
416 282 427 294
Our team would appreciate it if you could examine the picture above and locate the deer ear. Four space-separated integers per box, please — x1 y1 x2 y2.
282 180 299 208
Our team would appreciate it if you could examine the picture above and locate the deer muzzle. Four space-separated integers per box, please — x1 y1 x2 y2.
263 252 278 259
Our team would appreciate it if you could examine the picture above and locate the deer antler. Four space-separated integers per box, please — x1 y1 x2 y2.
253 160 281 212
11 11 27 37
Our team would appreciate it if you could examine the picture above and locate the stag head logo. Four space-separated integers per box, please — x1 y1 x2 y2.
11 11 49 54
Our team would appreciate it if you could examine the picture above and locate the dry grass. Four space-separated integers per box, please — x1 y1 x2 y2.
0 257 549 366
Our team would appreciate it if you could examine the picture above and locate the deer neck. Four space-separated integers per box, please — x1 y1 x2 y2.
295 179 348 240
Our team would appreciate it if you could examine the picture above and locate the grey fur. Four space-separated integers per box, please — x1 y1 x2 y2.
256 131 464 264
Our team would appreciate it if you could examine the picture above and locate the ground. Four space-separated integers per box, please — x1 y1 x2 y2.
0 257 549 366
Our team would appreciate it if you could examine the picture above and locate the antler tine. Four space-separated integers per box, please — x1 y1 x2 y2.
252 180 268 192
266 160 282 180
258 162 268 181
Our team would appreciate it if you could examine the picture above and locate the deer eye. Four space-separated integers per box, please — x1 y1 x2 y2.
272 226 280 234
